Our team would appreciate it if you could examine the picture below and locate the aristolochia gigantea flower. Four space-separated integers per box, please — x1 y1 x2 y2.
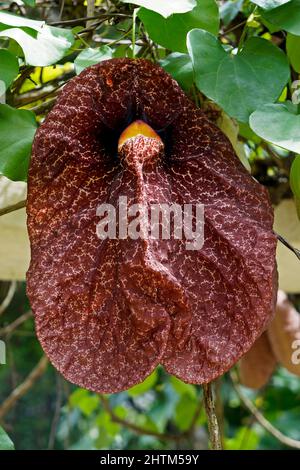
26 59 277 393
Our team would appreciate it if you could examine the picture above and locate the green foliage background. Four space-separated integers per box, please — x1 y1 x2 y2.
0 0 300 450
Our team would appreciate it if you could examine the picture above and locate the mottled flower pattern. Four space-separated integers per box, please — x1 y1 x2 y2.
27 59 277 393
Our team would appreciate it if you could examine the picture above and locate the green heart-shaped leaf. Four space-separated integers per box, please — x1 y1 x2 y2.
287 34 300 71
128 370 158 397
122 0 196 18
75 46 113 74
249 102 300 153
0 49 19 89
0 104 37 181
220 0 243 26
0 26 74 66
138 0 219 53
187 29 290 122
251 0 292 9
0 426 14 450
160 53 193 91
0 11 44 31
0 12 74 66
261 0 300 34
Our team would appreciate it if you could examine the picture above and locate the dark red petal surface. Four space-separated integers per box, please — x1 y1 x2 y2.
27 59 277 392
160 109 278 382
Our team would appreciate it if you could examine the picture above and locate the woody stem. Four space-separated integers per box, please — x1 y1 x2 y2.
202 382 223 450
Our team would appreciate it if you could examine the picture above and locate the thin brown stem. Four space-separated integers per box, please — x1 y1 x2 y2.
99 394 180 441
49 13 131 27
0 355 48 421
12 67 35 94
30 97 57 116
219 20 247 37
276 232 300 261
0 311 33 336
99 394 199 443
202 382 222 450
15 80 69 108
0 281 17 316
58 0 65 20
0 200 26 217
230 370 300 450
86 0 96 30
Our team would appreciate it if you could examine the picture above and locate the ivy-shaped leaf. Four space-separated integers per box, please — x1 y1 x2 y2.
250 0 292 9
187 29 290 122
0 11 43 30
127 369 158 397
138 0 219 53
0 426 14 450
0 27 73 66
0 12 74 66
287 34 300 72
0 49 19 89
170 376 197 398
160 53 193 91
122 0 196 18
220 0 243 26
249 102 300 153
74 46 113 74
261 0 300 35
0 104 37 181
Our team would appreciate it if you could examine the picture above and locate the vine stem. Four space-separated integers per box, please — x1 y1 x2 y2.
99 395 198 442
230 370 300 450
0 355 48 421
49 14 131 27
202 382 222 450
0 199 26 217
86 0 95 30
131 8 138 59
237 6 257 52
275 232 300 261
0 281 16 316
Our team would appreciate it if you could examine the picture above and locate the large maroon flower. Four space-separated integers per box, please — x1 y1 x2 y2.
26 58 277 393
